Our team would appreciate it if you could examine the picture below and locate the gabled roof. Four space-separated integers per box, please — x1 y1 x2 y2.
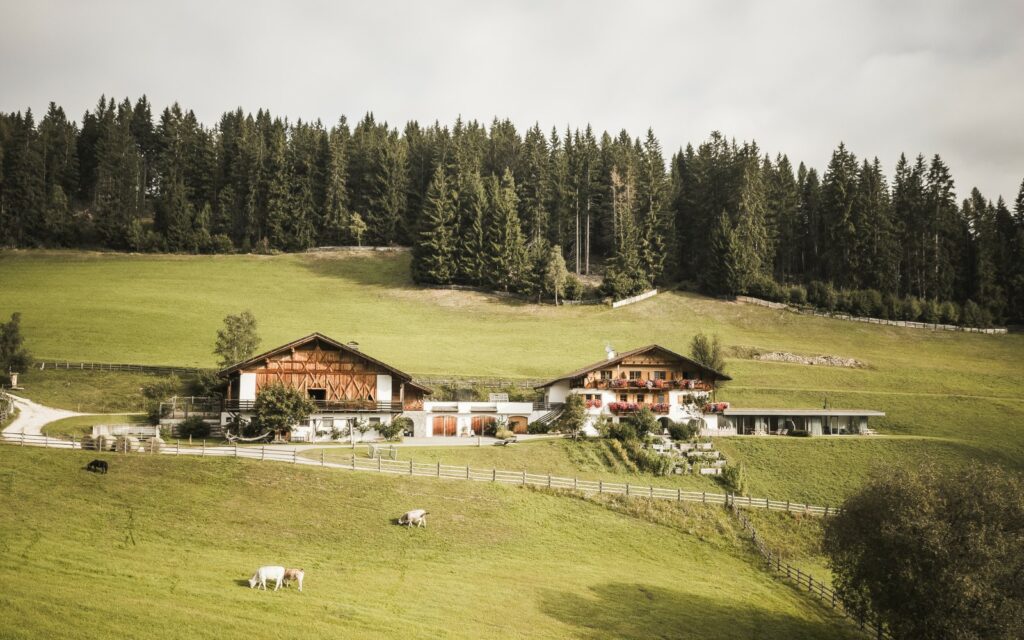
217 333 431 394
535 344 732 389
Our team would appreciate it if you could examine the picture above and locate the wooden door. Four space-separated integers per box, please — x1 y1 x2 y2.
470 416 495 435
432 415 456 436
509 416 528 434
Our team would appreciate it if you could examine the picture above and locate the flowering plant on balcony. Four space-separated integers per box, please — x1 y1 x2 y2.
651 402 670 414
611 379 628 389
653 379 666 389
702 402 729 414
608 401 640 414
585 399 604 409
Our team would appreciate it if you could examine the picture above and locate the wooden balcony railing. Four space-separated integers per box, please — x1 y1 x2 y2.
584 379 712 391
223 399 401 413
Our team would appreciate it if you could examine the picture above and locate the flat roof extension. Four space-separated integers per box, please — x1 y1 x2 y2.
723 408 886 417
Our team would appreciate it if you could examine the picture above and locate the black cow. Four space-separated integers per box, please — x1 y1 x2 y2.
85 459 108 474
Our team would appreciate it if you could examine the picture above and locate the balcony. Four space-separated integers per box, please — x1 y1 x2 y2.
223 399 401 413
585 379 711 392
607 402 671 415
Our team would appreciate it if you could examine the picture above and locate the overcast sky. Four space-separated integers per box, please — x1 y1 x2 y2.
2 0 1021 201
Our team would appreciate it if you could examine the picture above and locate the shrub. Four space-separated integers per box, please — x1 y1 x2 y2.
626 407 659 440
939 300 960 325
379 416 410 441
495 427 515 441
808 281 837 311
606 420 638 442
787 285 808 305
209 234 234 254
882 293 901 320
563 274 584 301
177 416 211 439
962 300 992 328
719 462 747 495
747 276 786 302
901 295 923 321
667 420 698 442
528 420 552 434
921 298 942 324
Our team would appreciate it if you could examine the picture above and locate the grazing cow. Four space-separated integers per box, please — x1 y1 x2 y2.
248 565 286 591
398 509 428 528
85 459 108 474
283 568 304 592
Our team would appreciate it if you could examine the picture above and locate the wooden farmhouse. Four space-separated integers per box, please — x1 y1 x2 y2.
218 333 431 441
204 336 884 441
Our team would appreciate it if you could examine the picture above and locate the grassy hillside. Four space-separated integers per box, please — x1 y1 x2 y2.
2 249 1022 488
0 446 858 640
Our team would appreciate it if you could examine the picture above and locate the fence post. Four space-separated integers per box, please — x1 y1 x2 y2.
492 468 496 482
71 435 76 450
626 483 630 497
825 505 830 517
293 450 297 464
20 432 24 446
45 434 49 448
234 442 238 458
766 496 769 509
831 590 836 608
548 474 552 488
353 455 357 471
677 488 681 502
261 446 265 461
467 466 471 480
202 440 206 457
522 470 526 486
176 439 180 455
436 461 440 477
786 500 790 512
748 495 752 508
574 477 578 490
599 480 603 494
409 459 413 475
702 491 706 504
808 575 813 592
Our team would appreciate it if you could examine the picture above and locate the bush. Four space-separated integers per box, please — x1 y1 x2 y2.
177 416 211 439
807 281 837 311
962 300 993 328
787 285 808 305
746 276 786 302
606 420 638 442
719 462 747 495
900 295 923 321
208 234 234 254
882 293 901 320
528 420 552 434
939 300 960 325
921 298 942 324
667 420 698 442
189 369 226 398
626 407 659 440
495 427 515 441
563 274 584 301
379 417 410 441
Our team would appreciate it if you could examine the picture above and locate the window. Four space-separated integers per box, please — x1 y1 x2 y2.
637 393 645 403
600 370 612 380
629 371 642 380
307 388 327 401
653 371 666 380
619 394 628 402
369 417 381 425
656 394 666 404
322 417 334 429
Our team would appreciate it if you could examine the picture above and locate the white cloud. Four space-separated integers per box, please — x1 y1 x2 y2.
1 0 1021 200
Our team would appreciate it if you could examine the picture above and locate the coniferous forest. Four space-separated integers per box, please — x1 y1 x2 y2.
2 97 1023 325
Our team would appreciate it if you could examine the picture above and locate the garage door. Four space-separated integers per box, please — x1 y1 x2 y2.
509 416 528 434
432 415 457 436
470 416 496 435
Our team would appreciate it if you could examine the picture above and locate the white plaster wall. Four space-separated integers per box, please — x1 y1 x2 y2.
239 373 257 401
546 381 570 404
376 375 392 404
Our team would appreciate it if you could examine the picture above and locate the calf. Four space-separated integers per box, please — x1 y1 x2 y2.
398 509 428 528
248 565 285 591
283 568 304 592
85 459 108 474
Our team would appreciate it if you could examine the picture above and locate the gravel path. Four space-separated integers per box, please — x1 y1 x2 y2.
1 394 91 436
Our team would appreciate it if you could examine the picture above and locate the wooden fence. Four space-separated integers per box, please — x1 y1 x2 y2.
0 432 839 516
731 506 889 639
35 360 203 376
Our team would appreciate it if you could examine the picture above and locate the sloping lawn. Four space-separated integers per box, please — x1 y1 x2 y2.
0 446 861 640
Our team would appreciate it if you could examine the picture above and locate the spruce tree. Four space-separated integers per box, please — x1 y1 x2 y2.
456 169 489 285
411 165 457 284
486 170 529 292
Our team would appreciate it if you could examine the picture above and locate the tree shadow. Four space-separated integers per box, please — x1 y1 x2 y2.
538 582 859 640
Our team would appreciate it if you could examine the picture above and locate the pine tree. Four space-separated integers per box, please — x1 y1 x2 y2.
93 99 143 248
456 169 489 285
820 143 860 287
411 165 457 284
322 118 350 244
486 170 528 291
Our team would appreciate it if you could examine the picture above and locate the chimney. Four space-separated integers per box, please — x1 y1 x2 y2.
605 344 617 361
346 341 360 351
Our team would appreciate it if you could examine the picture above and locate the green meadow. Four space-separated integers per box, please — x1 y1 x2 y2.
3 248 1022 483
0 447 860 640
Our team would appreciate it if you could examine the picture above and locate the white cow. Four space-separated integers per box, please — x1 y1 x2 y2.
248 565 286 591
283 568 305 592
398 509 428 528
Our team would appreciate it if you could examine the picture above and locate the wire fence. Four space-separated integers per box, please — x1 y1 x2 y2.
0 432 840 516
730 506 890 639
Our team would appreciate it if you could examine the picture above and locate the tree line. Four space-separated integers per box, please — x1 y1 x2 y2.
2 97 1023 323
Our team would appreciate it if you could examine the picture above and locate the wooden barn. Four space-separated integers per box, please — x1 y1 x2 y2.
218 333 430 440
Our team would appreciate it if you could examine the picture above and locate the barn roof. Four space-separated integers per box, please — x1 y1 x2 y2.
535 344 732 389
217 333 432 394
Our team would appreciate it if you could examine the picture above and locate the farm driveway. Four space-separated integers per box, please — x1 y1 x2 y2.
1 394 90 436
